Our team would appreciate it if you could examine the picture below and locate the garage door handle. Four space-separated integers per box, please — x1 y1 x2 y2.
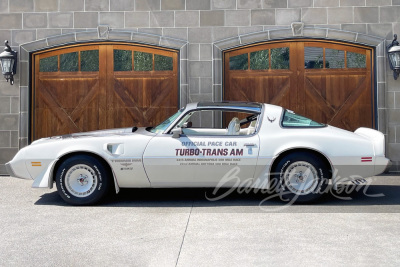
244 143 256 147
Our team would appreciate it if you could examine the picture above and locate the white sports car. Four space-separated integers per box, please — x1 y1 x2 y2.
7 102 391 205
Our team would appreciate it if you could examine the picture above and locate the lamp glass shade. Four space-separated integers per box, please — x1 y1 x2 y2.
0 57 14 75
388 45 400 70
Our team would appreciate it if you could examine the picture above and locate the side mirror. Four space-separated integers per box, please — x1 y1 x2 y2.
172 128 182 138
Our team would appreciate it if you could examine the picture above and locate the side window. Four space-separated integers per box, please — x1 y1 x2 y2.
175 110 259 136
281 110 325 128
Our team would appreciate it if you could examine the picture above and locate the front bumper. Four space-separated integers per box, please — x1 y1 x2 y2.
5 160 33 180
5 162 16 177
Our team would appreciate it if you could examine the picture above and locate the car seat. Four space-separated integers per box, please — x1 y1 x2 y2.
227 117 240 135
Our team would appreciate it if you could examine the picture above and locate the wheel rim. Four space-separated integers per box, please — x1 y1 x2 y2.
65 164 98 198
283 161 319 195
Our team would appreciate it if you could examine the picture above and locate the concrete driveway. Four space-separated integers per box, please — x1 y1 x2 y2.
1 175 400 266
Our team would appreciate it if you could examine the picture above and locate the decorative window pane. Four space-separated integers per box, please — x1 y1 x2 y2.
154 54 173 71
81 50 99 72
250 50 269 70
325 49 344 69
60 52 78 72
304 47 323 69
229 53 248 70
271 47 289 69
134 51 153 71
347 52 366 68
114 50 132 71
39 56 58 72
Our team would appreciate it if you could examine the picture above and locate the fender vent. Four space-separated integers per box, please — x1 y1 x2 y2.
106 143 124 155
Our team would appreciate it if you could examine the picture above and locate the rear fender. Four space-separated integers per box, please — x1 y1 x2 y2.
354 127 385 156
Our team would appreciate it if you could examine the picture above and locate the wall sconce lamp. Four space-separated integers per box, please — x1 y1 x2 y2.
0 40 17 85
388 34 400 80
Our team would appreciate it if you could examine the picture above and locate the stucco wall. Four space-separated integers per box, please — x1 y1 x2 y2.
1 0 400 174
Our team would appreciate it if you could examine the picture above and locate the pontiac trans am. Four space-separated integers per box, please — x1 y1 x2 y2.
6 102 391 205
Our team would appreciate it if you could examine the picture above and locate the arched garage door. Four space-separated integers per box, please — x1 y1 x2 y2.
32 43 178 140
224 41 374 131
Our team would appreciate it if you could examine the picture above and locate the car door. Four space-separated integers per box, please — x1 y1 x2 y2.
142 109 260 187
143 134 260 187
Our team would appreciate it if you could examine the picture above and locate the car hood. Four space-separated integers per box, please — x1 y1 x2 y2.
60 127 136 138
31 127 153 145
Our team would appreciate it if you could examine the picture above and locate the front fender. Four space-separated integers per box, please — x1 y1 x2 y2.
55 151 121 194
31 160 57 189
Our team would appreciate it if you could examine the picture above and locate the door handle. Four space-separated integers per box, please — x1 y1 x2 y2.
244 143 256 147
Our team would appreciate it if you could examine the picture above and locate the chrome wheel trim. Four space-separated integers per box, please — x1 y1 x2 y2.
283 161 319 196
65 164 98 198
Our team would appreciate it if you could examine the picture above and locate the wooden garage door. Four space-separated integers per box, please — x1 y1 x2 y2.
33 43 178 140
224 41 374 131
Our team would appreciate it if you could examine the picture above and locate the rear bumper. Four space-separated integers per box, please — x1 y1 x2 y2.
384 160 393 173
375 156 392 175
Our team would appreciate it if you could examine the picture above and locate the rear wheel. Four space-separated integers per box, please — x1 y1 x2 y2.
55 155 110 205
273 152 330 203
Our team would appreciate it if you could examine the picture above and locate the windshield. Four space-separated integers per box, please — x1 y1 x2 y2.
149 109 183 133
282 110 325 127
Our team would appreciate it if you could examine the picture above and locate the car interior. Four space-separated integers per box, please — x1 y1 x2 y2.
175 110 259 136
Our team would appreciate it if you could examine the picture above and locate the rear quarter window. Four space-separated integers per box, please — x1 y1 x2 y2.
281 110 325 128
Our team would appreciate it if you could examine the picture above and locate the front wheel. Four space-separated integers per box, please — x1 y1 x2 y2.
272 152 330 203
55 155 111 205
